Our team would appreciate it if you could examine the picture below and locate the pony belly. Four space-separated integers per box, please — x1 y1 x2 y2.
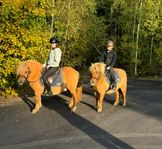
51 86 62 95
106 89 116 94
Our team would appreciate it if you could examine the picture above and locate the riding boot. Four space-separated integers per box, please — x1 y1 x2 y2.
111 74 116 89
44 80 52 96
42 82 47 95
43 88 47 94
61 83 67 91
46 89 52 96
111 82 116 89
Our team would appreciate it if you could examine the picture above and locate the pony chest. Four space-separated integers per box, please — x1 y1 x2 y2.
94 79 109 92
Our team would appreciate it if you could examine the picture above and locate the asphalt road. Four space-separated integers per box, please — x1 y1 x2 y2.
0 79 162 149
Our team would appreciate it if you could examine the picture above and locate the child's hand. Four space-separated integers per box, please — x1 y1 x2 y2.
46 65 50 69
42 64 46 68
106 66 110 70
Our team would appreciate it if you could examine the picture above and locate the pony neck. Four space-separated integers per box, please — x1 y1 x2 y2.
27 60 43 83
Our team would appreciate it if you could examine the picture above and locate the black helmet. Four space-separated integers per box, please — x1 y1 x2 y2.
50 37 59 44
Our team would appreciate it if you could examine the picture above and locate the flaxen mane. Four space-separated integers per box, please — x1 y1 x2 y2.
17 60 43 76
89 62 106 74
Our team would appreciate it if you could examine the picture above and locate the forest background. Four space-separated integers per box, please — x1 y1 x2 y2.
0 0 162 96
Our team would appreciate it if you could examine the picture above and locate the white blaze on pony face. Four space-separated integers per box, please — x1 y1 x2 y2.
17 62 29 85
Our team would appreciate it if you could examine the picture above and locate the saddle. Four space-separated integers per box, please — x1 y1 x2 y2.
41 68 64 87
48 67 63 86
105 71 120 84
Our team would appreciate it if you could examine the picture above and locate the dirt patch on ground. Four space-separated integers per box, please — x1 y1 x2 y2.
0 95 21 107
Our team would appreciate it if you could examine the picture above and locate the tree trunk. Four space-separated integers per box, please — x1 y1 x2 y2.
50 0 55 35
134 0 143 76
110 4 113 37
150 36 154 65
132 2 137 42
62 0 72 65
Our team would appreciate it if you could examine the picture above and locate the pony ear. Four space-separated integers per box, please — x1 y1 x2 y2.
16 62 23 76
98 63 101 71
26 61 42 82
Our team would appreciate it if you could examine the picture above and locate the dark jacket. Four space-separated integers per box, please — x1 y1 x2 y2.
100 50 117 67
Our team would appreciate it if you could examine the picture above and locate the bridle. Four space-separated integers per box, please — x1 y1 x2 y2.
90 71 102 86
90 64 105 86
18 67 30 81
93 71 102 81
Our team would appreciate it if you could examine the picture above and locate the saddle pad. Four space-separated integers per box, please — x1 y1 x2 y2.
106 71 120 84
51 68 63 87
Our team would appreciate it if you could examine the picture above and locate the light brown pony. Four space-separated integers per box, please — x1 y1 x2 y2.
17 60 82 113
89 63 127 112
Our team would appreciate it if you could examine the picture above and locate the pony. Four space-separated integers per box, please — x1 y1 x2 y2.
89 63 127 112
17 60 82 113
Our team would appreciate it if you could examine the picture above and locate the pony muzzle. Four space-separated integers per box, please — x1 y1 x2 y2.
90 79 96 87
18 77 26 86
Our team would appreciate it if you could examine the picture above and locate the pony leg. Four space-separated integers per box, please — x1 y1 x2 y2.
94 91 98 107
68 88 78 112
97 93 104 112
96 92 100 111
76 83 82 103
69 97 74 108
120 88 127 107
69 82 82 108
71 93 77 112
122 93 127 107
32 95 42 114
114 90 120 106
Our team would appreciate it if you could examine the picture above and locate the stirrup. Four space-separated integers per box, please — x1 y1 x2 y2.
61 83 67 92
45 90 53 96
42 89 47 95
110 83 116 90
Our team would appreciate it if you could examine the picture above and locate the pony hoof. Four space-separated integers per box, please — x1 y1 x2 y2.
113 102 119 106
69 103 73 108
72 106 77 112
97 108 102 112
32 108 39 114
123 103 126 107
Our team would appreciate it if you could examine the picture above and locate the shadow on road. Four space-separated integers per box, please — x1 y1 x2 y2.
21 95 35 112
82 85 121 109
83 80 162 121
17 79 162 148
41 96 133 149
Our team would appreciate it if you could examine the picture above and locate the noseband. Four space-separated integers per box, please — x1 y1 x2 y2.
18 67 30 80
